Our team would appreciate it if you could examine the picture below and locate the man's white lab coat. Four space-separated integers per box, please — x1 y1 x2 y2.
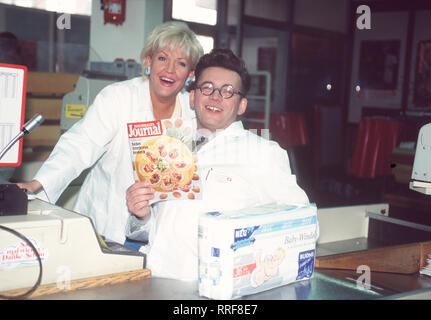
142 121 310 281
34 77 195 244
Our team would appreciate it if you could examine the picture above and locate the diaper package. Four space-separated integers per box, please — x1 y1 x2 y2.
198 203 317 300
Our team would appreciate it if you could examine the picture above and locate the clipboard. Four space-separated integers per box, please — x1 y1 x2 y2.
0 63 27 167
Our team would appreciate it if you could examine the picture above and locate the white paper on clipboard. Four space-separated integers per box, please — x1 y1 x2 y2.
0 63 27 167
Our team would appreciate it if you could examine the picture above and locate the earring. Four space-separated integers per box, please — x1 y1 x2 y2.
145 66 151 75
185 76 195 87
185 77 191 87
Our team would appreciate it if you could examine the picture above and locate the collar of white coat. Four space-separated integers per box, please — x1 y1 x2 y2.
214 120 244 137
197 120 245 147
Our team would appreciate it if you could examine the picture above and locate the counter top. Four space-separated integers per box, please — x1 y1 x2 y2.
34 269 431 300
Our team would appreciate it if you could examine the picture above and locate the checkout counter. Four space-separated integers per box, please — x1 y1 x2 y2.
1 198 431 300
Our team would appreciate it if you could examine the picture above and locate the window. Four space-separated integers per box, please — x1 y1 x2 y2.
169 0 217 54
196 35 214 54
0 0 91 15
0 1 90 73
172 0 217 26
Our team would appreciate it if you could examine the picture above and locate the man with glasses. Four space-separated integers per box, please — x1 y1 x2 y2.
126 49 310 280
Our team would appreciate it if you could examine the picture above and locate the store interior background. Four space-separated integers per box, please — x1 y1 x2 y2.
1 0 431 230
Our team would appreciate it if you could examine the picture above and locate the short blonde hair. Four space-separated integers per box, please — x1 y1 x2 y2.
141 21 204 70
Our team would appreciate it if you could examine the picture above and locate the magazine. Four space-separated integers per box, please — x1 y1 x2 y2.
127 118 202 204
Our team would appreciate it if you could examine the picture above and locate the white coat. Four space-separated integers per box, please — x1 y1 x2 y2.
33 77 196 244
142 121 310 281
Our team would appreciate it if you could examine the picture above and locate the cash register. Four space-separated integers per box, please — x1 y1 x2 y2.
0 183 146 296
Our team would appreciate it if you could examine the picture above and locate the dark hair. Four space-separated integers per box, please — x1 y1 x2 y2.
190 49 250 96
0 32 22 65
0 32 20 50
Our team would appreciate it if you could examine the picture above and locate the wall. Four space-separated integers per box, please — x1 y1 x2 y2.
89 0 163 63
89 0 145 62
143 0 164 45
293 0 347 33
407 10 431 111
348 11 409 123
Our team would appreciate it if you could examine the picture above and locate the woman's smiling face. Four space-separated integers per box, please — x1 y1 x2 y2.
146 45 194 101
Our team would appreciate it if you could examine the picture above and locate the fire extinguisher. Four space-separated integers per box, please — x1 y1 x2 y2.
101 0 126 26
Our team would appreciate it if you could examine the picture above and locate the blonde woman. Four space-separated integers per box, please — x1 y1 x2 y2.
18 21 203 245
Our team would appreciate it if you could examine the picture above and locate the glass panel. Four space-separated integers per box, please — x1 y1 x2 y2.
289 32 343 107
2 39 89 73
1 4 90 73
238 24 288 113
56 42 90 73
172 0 217 26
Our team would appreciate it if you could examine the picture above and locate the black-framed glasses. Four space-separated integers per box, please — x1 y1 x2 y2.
196 82 244 99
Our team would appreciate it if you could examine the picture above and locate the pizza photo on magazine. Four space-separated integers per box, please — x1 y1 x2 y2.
127 118 201 204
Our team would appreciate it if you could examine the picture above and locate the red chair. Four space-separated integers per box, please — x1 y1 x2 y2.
245 111 308 148
351 117 405 179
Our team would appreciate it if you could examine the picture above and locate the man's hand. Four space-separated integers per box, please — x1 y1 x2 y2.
126 181 155 220
16 180 43 193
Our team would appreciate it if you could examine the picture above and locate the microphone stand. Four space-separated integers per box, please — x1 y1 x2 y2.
0 114 44 160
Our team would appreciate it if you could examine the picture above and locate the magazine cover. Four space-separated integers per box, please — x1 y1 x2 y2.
127 118 201 204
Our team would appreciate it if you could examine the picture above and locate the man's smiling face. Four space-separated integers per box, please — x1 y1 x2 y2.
190 66 247 133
